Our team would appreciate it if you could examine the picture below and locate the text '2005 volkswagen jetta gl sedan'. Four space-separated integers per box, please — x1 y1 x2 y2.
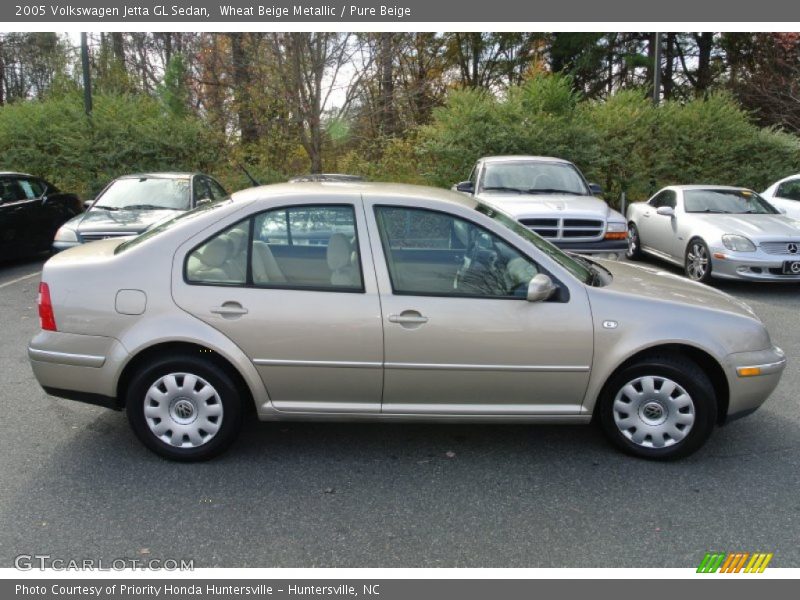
28 183 786 461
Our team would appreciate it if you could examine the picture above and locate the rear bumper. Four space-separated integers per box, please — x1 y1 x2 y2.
723 346 787 421
28 331 126 409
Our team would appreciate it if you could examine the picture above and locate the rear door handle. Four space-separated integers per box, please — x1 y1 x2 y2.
211 302 249 317
388 312 429 325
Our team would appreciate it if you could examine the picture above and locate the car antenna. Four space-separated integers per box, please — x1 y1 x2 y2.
239 164 260 187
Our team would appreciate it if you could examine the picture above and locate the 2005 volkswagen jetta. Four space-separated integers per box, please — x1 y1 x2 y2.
28 183 786 461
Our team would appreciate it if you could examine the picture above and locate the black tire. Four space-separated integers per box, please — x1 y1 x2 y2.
626 223 643 260
598 354 717 460
126 354 243 461
685 238 713 283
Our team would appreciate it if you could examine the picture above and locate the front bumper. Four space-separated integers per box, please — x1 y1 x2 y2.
723 346 787 421
556 238 628 259
710 250 800 281
28 331 126 409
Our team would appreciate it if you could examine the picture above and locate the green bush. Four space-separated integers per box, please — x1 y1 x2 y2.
0 92 223 197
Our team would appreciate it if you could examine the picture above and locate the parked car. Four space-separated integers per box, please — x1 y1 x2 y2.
288 174 365 183
52 172 228 251
626 185 800 282
453 156 627 258
0 172 82 260
761 174 800 219
29 183 785 461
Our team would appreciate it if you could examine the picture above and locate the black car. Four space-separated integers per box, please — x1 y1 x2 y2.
53 172 228 251
0 172 83 260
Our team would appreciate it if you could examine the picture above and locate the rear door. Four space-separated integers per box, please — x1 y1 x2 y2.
172 194 383 412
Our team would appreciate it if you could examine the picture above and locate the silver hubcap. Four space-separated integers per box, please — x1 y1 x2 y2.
144 372 223 448
613 375 695 448
686 243 708 280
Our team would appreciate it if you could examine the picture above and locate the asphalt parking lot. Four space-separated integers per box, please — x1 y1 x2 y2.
0 255 798 568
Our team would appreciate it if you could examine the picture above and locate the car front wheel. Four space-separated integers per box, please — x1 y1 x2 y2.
598 354 717 460
126 354 243 461
626 223 643 260
685 238 712 283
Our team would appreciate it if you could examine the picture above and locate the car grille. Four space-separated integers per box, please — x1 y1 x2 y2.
760 241 800 256
79 232 134 242
519 218 605 241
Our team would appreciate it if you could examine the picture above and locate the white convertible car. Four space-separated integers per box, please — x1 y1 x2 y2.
626 185 800 282
762 174 800 219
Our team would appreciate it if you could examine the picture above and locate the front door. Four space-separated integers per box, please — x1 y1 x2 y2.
365 203 594 415
172 199 383 412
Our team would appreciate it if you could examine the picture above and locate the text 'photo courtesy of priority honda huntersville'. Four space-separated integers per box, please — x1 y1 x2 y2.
28 183 786 461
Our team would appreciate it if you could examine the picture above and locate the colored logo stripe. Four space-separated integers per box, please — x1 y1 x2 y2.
697 552 773 573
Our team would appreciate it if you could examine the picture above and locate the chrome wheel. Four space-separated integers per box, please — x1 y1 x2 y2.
143 372 223 448
686 242 709 280
612 375 695 449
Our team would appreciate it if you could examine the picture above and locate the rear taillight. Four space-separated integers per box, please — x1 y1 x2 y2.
38 282 57 331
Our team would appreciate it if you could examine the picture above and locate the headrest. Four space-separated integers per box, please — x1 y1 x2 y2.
327 233 352 270
199 236 231 268
227 229 246 254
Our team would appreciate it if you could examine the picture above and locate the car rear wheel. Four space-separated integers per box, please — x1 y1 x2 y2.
126 355 242 461
598 354 717 459
626 223 643 260
685 239 712 283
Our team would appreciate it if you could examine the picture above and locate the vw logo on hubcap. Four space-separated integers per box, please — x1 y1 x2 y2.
640 401 667 425
171 398 196 423
787 243 798 255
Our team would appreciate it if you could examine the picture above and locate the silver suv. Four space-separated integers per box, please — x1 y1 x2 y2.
455 156 627 258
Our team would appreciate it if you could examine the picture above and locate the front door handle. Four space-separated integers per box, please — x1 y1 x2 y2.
388 311 429 325
211 302 249 317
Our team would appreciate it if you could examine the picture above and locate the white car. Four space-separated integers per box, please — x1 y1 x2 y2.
626 185 800 282
454 156 628 259
762 174 800 219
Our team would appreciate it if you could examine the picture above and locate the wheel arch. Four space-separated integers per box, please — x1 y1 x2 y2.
593 343 729 425
116 341 257 414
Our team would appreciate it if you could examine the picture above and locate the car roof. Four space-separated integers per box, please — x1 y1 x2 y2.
0 171 34 177
479 156 572 164
116 172 198 180
231 182 478 210
666 184 756 192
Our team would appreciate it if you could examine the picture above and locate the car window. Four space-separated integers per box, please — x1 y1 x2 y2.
649 190 676 208
186 204 364 292
186 221 251 285
478 161 589 195
19 177 47 198
96 177 191 210
208 178 228 200
193 177 213 204
0 177 27 202
251 205 363 291
684 189 778 214
375 206 539 299
776 179 800 201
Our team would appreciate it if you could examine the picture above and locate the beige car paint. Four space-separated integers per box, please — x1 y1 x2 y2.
29 183 785 427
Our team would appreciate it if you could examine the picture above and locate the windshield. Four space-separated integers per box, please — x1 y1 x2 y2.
479 161 590 195
475 204 595 285
115 197 232 254
684 189 778 214
94 177 192 211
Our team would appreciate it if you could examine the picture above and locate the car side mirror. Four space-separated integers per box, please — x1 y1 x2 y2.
778 207 787 215
656 206 675 217
455 181 474 194
589 183 603 195
526 273 556 303
83 199 94 210
40 195 49 205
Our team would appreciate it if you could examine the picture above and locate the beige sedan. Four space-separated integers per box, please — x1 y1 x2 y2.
29 183 786 461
